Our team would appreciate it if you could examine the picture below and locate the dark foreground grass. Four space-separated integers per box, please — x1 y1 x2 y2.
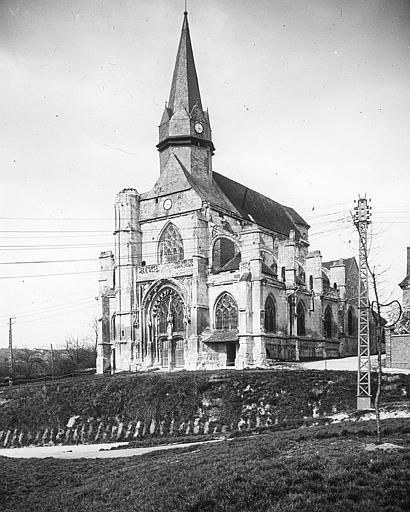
1 420 409 512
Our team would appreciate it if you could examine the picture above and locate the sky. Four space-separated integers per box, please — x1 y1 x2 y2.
1 0 409 349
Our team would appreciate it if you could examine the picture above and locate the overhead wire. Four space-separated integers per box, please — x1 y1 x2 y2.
0 257 99 265
0 297 97 322
0 296 97 320
0 288 100 316
0 269 101 280
16 303 99 325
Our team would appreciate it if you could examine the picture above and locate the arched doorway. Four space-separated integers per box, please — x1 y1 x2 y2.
214 292 238 366
296 301 306 336
152 287 185 368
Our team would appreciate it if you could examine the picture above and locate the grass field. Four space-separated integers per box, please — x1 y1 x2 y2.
1 419 409 512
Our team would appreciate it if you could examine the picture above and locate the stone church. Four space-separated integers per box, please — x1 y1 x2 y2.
97 12 359 373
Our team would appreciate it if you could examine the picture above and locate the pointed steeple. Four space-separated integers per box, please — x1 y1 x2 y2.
168 11 202 113
157 11 214 180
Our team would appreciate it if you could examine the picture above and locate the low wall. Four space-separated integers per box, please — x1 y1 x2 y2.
386 330 410 370
0 414 327 449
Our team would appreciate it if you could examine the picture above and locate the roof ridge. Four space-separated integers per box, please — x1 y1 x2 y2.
213 171 308 225
212 171 308 236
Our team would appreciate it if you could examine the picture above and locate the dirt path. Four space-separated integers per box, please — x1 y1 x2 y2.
0 439 223 460
292 354 410 373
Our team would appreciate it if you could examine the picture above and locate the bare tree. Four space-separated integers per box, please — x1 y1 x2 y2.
14 348 49 379
64 335 96 370
90 317 99 352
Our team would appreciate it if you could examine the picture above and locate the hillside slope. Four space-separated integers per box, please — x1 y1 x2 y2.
0 370 409 447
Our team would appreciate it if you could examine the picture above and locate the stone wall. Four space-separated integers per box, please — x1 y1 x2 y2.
0 413 293 449
386 329 410 370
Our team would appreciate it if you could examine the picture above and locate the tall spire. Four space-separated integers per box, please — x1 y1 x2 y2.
168 11 202 113
157 11 214 180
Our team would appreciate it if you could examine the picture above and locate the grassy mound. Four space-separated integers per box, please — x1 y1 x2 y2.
0 370 408 436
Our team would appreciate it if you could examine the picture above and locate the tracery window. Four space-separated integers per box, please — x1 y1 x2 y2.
296 301 306 336
323 306 333 338
158 223 184 264
215 293 238 330
156 291 185 335
264 295 277 333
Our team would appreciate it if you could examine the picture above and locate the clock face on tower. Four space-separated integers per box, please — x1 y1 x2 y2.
163 198 172 211
194 122 204 134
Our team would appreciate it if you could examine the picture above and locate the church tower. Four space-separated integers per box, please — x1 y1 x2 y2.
157 11 214 181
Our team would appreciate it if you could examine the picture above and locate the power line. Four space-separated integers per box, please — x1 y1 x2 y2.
0 230 111 234
298 201 352 212
309 224 355 238
0 297 96 320
0 243 114 250
17 303 99 325
0 289 97 317
0 234 114 239
0 257 98 265
0 269 100 280
0 217 113 221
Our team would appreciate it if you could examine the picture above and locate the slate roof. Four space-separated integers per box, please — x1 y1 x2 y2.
399 275 410 289
218 253 241 273
142 159 310 239
262 262 277 277
322 257 357 273
203 329 239 343
141 154 240 214
168 12 202 113
212 172 309 238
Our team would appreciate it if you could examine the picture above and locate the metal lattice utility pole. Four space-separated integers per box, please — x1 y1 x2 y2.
353 197 372 410
8 317 16 386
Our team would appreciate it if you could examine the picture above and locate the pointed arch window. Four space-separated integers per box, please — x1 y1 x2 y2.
215 293 238 330
158 223 184 264
347 307 355 336
264 295 277 333
296 301 306 336
323 306 333 338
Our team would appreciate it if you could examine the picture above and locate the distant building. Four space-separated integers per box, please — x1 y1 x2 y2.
97 12 361 373
386 247 410 370
399 247 410 311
